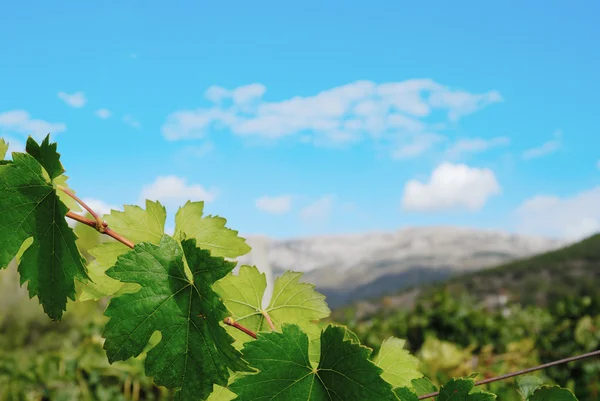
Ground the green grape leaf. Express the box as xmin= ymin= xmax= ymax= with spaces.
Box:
xmin=207 ymin=372 xmax=244 ymax=401
xmin=174 ymin=201 xmax=251 ymax=258
xmin=103 ymin=235 xmax=250 ymax=400
xmin=213 ymin=265 xmax=330 ymax=353
xmin=0 ymin=138 xmax=8 ymax=159
xmin=374 ymin=337 xmax=422 ymax=388
xmin=78 ymin=200 xmax=166 ymax=301
xmin=394 ymin=387 xmax=419 ymax=401
xmin=0 ymin=137 xmax=88 ymax=320
xmin=516 ymin=375 xmax=545 ymax=400
xmin=25 ymin=135 xmax=81 ymax=212
xmin=529 ymin=386 xmax=578 ymax=401
xmin=229 ymin=324 xmax=398 ymax=401
xmin=25 ymin=135 xmax=63 ymax=180
xmin=412 ymin=377 xmax=438 ymax=396
xmin=438 ymin=378 xmax=496 ymax=400
xmin=207 ymin=384 xmax=236 ymax=401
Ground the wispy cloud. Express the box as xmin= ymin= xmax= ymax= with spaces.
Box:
xmin=162 ymin=80 xmax=502 ymax=156
xmin=393 ymin=133 xmax=446 ymax=160
xmin=123 ymin=114 xmax=141 ymax=129
xmin=522 ymin=130 xmax=561 ymax=160
xmin=445 ymin=136 xmax=510 ymax=160
xmin=516 ymin=186 xmax=600 ymax=239
xmin=58 ymin=91 xmax=87 ymax=108
xmin=429 ymin=90 xmax=502 ymax=122
xmin=205 ymin=83 xmax=266 ymax=105
xmin=300 ymin=195 xmax=335 ymax=221
xmin=139 ymin=175 xmax=217 ymax=210
xmin=255 ymin=195 xmax=292 ymax=215
xmin=95 ymin=108 xmax=112 ymax=119
xmin=0 ymin=110 xmax=66 ymax=141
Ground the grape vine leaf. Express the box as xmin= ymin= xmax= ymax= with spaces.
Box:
xmin=213 ymin=265 xmax=330 ymax=355
xmin=207 ymin=372 xmax=243 ymax=401
xmin=102 ymin=235 xmax=251 ymax=401
xmin=393 ymin=387 xmax=419 ymax=401
xmin=438 ymin=378 xmax=496 ymax=401
xmin=229 ymin=324 xmax=398 ymax=401
xmin=411 ymin=377 xmax=438 ymax=396
xmin=25 ymin=135 xmax=63 ymax=180
xmin=373 ymin=337 xmax=422 ymax=388
xmin=78 ymin=200 xmax=166 ymax=301
xmin=516 ymin=375 xmax=544 ymax=399
xmin=0 ymin=138 xmax=7 ymax=159
xmin=173 ymin=201 xmax=251 ymax=258
xmin=0 ymin=138 xmax=88 ymax=320
xmin=25 ymin=136 xmax=81 ymax=212
xmin=80 ymin=200 xmax=251 ymax=300
xmin=529 ymin=386 xmax=578 ymax=401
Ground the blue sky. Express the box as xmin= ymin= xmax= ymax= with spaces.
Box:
xmin=1 ymin=1 xmax=599 ymax=239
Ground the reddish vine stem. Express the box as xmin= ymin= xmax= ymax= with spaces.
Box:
xmin=57 ymin=185 xmax=104 ymax=229
xmin=66 ymin=211 xmax=97 ymax=228
xmin=104 ymin=227 xmax=135 ymax=249
xmin=261 ymin=310 xmax=276 ymax=331
xmin=418 ymin=349 xmax=600 ymax=400
xmin=65 ymin=212 xmax=134 ymax=249
xmin=224 ymin=317 xmax=257 ymax=339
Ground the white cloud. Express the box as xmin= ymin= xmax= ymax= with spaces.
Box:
xmin=255 ymin=195 xmax=292 ymax=214
xmin=162 ymin=109 xmax=236 ymax=140
xmin=522 ymin=130 xmax=561 ymax=160
xmin=139 ymin=175 xmax=217 ymax=209
xmin=402 ymin=163 xmax=501 ymax=212
xmin=123 ymin=114 xmax=141 ymax=129
xmin=0 ymin=110 xmax=66 ymax=141
xmin=516 ymin=187 xmax=600 ymax=240
xmin=205 ymin=83 xmax=266 ymax=105
xmin=95 ymin=108 xmax=112 ymax=119
xmin=428 ymin=90 xmax=502 ymax=121
xmin=300 ymin=195 xmax=334 ymax=221
xmin=58 ymin=91 xmax=87 ymax=108
xmin=445 ymin=136 xmax=510 ymax=160
xmin=162 ymin=80 xmax=502 ymax=153
xmin=393 ymin=133 xmax=446 ymax=160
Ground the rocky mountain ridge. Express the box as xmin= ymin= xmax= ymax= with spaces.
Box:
xmin=238 ymin=226 xmax=568 ymax=308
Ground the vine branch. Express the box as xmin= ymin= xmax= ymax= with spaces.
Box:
xmin=224 ymin=317 xmax=257 ymax=339
xmin=64 ymin=205 xmax=134 ymax=249
xmin=58 ymin=185 xmax=104 ymax=229
xmin=418 ymin=349 xmax=600 ymax=399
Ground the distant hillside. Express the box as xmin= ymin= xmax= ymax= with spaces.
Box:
xmin=333 ymin=233 xmax=600 ymax=319
xmin=240 ymin=226 xmax=565 ymax=308
xmin=444 ymin=232 xmax=600 ymax=307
